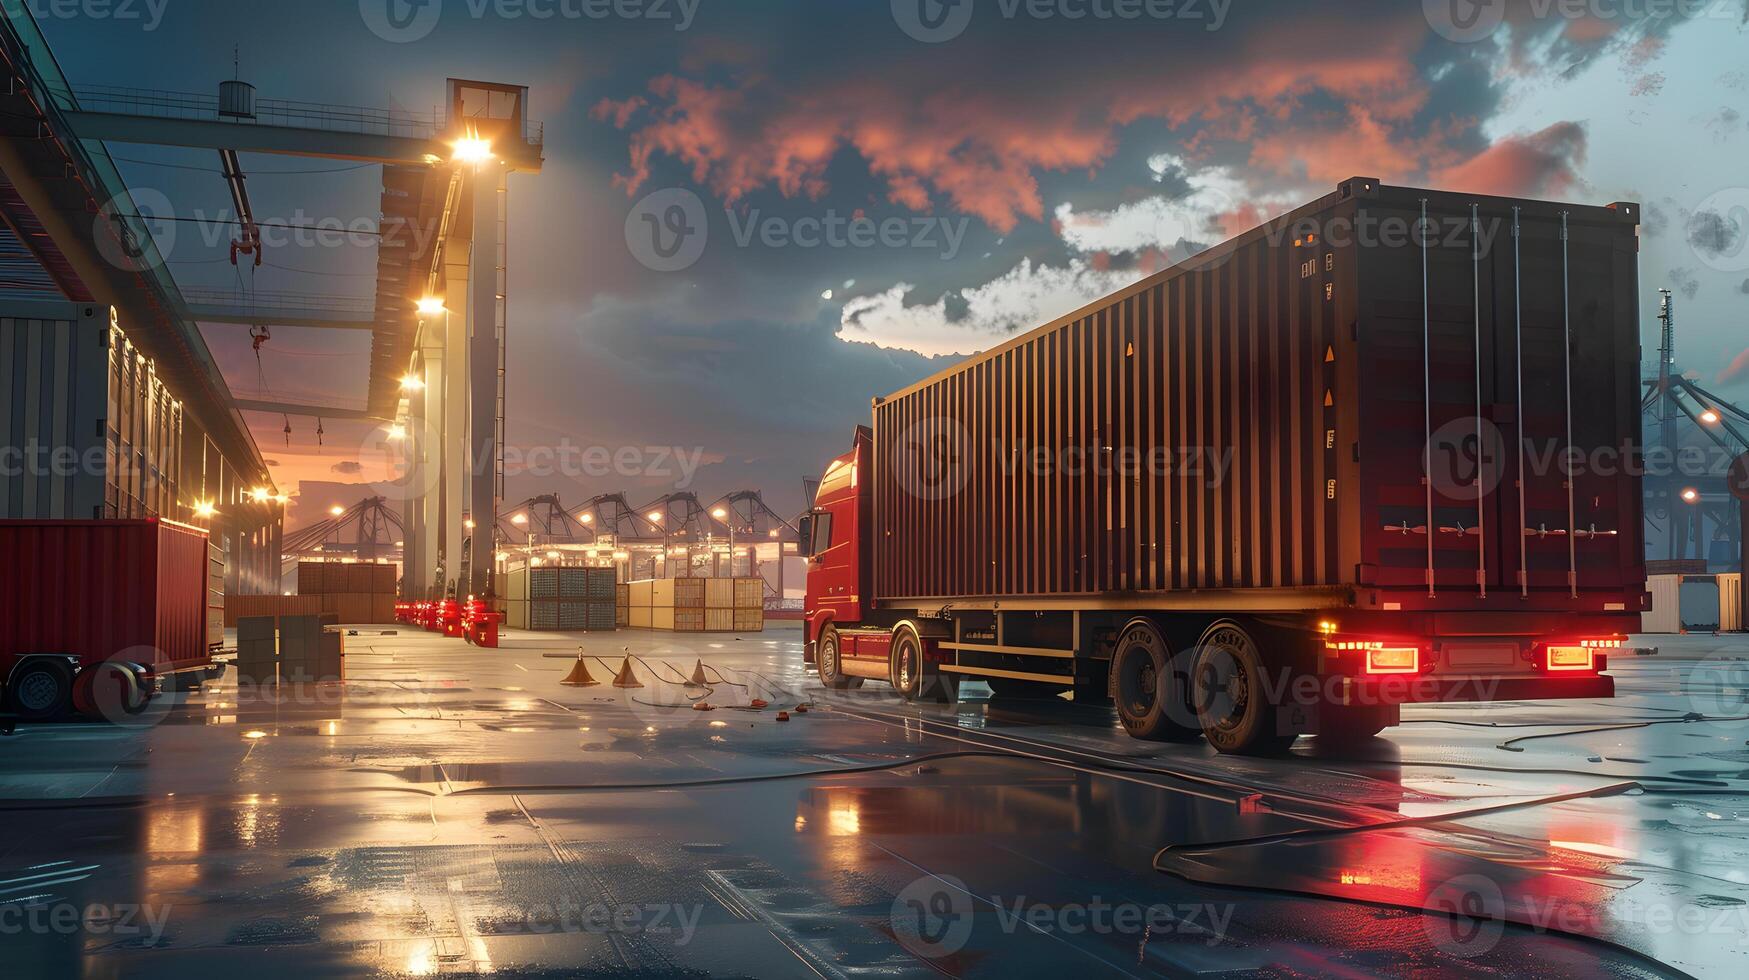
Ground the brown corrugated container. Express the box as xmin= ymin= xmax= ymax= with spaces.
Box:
xmin=733 ymin=576 xmax=764 ymax=608
xmin=615 ymin=605 xmax=629 ymax=627
xmin=705 ymin=577 xmax=735 ymax=608
xmin=674 ymin=577 xmax=705 ymax=608
xmin=297 ymin=561 xmax=327 ymax=595
xmin=705 ymin=607 xmax=735 ymax=631
xmin=673 ymin=608 xmax=705 ymax=632
xmin=225 ymin=594 xmax=321 ymax=628
xmin=733 ymin=608 xmax=764 ymax=632
xmin=872 ymin=180 xmax=1644 ymax=604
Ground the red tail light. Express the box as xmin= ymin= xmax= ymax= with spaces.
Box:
xmin=1539 ymin=636 xmax=1622 ymax=673
xmin=1364 ymin=646 xmax=1421 ymax=675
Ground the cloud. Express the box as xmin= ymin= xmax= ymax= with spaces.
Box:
xmin=1669 ymin=266 xmax=1701 ymax=301
xmin=1428 ymin=121 xmax=1589 ymax=197
xmin=331 ymin=460 xmax=364 ymax=475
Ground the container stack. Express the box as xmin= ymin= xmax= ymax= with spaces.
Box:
xmin=615 ymin=583 xmax=630 ymax=627
xmin=622 ymin=577 xmax=764 ymax=632
xmin=295 ymin=561 xmax=398 ymax=623
xmin=503 ymin=566 xmax=617 ymax=631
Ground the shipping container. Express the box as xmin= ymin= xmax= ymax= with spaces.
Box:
xmin=804 ymin=179 xmax=1644 ymax=754
xmin=225 ymin=594 xmax=321 ymax=627
xmin=734 ymin=608 xmax=765 ymax=633
xmin=734 ymin=576 xmax=765 ymax=608
xmin=675 ymin=577 xmax=705 ymax=608
xmin=0 ymin=302 xmax=183 ymax=520
xmin=630 ymin=605 xmax=653 ymax=629
xmin=1 ymin=518 xmax=213 ymax=716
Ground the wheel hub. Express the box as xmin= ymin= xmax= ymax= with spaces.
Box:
xmin=16 ymin=672 xmax=59 ymax=711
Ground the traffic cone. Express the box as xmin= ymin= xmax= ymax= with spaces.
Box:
xmin=749 ymin=698 xmax=769 ymax=710
xmin=686 ymin=659 xmax=710 ymax=687
xmin=560 ymin=650 xmax=599 ymax=687
xmin=611 ymin=657 xmax=643 ymax=688
xmin=793 ymin=704 xmax=809 ymax=714
xmin=775 ymin=711 xmax=791 ymax=722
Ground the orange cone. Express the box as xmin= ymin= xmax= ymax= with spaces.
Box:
xmin=749 ymin=698 xmax=769 ymax=710
xmin=686 ymin=660 xmax=710 ymax=687
xmin=560 ymin=654 xmax=600 ymax=687
xmin=611 ymin=657 xmax=643 ymax=688
xmin=793 ymin=704 xmax=809 ymax=714
xmin=775 ymin=710 xmax=791 ymax=722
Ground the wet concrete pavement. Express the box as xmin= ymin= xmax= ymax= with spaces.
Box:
xmin=0 ymin=625 xmax=1744 ymax=978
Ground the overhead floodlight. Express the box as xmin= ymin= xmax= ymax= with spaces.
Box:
xmin=451 ymin=136 xmax=494 ymax=164
xmin=400 ymin=374 xmax=425 ymax=391
xmin=416 ymin=296 xmax=447 ymax=316
xmin=1701 ymin=409 xmax=1720 ymax=425
xmin=330 ymin=505 xmax=345 ymax=517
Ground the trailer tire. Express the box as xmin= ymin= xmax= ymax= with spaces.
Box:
xmin=1192 ymin=621 xmax=1297 ymax=756
xmin=891 ymin=626 xmax=957 ymax=703
xmin=1318 ymin=704 xmax=1397 ymax=743
xmin=1110 ymin=621 xmax=1201 ymax=742
xmin=816 ymin=626 xmax=862 ymax=690
xmin=6 ymin=659 xmax=73 ymax=720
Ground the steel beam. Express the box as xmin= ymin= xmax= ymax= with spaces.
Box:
xmin=232 ymin=399 xmax=383 ymax=420
xmin=64 ymin=111 xmax=449 ymax=166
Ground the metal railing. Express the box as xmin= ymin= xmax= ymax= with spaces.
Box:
xmin=65 ymin=84 xmax=544 ymax=146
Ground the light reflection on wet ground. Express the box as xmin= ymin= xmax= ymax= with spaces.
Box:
xmin=0 ymin=624 xmax=1741 ymax=977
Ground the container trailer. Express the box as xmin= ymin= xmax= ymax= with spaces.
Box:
xmin=0 ymin=517 xmax=218 ymax=719
xmin=802 ymin=178 xmax=1645 ymax=754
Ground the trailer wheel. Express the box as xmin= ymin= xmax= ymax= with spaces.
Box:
xmin=1110 ymin=621 xmax=1200 ymax=741
xmin=1192 ymin=622 xmax=1296 ymax=755
xmin=1319 ymin=704 xmax=1397 ymax=743
xmin=5 ymin=660 xmax=73 ymax=720
xmin=891 ymin=626 xmax=957 ymax=703
xmin=816 ymin=626 xmax=863 ymax=690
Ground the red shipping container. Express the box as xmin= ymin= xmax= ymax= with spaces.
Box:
xmin=0 ymin=518 xmax=214 ymax=678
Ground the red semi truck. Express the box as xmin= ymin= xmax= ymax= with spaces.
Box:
xmin=0 ymin=518 xmax=218 ymax=719
xmin=802 ymin=178 xmax=1645 ymax=754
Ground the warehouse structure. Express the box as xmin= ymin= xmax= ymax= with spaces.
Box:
xmin=0 ymin=9 xmax=282 ymax=593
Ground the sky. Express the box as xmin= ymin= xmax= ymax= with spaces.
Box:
xmin=35 ymin=0 xmax=1749 ymax=530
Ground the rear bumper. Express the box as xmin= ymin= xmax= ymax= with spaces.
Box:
xmin=1335 ymin=672 xmax=1615 ymax=706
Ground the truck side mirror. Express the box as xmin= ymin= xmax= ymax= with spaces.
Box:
xmin=797 ymin=513 xmax=814 ymax=558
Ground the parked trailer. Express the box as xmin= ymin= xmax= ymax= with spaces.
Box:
xmin=0 ymin=518 xmax=217 ymax=719
xmin=802 ymin=178 xmax=1645 ymax=754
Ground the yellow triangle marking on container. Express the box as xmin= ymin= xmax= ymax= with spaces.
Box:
xmin=1323 ymin=389 xmax=1334 ymax=407
xmin=1324 ymin=346 xmax=1335 ymax=363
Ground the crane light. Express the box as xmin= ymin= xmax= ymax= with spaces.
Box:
xmin=1701 ymin=409 xmax=1720 ymax=424
xmin=399 ymin=374 xmax=425 ymax=391
xmin=511 ymin=513 xmax=528 ymax=525
xmin=712 ymin=507 xmax=727 ymax=519
xmin=579 ymin=512 xmax=594 ymax=524
xmin=1681 ymin=487 xmax=1699 ymax=503
xmin=387 ymin=424 xmax=406 ymax=440
xmin=416 ymin=297 xmax=446 ymax=316
xmin=193 ymin=500 xmax=217 ymax=519
xmin=330 ymin=505 xmax=345 ymax=517
xmin=452 ymin=136 xmax=494 ymax=164
xmin=250 ymin=488 xmax=270 ymax=503
xmin=648 ymin=511 xmax=663 ymax=522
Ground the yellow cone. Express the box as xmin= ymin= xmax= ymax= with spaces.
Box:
xmin=611 ymin=657 xmax=643 ymax=688
xmin=560 ymin=654 xmax=599 ymax=687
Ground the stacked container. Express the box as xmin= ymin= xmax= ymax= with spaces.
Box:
xmin=295 ymin=561 xmax=398 ymax=623
xmin=503 ymin=566 xmax=616 ymax=631
xmin=621 ymin=577 xmax=764 ymax=632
